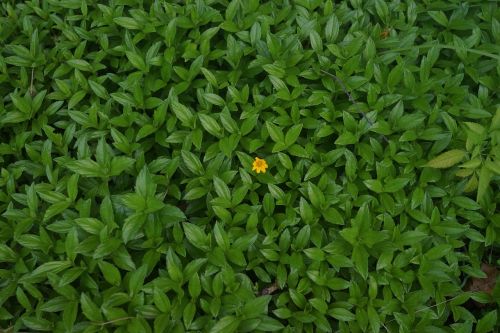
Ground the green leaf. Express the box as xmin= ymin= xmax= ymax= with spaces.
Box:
xmin=266 ymin=121 xmax=285 ymax=143
xmin=63 ymin=302 xmax=78 ymax=331
xmin=111 ymin=92 xmax=136 ymax=107
xmin=68 ymin=90 xmax=86 ymax=108
xmin=16 ymin=287 xmax=31 ymax=310
xmin=154 ymin=287 xmax=171 ymax=313
xmin=352 ymin=245 xmax=369 ymax=279
xmin=166 ymin=249 xmax=183 ymax=282
xmin=213 ymin=176 xmax=231 ymax=201
xmin=383 ymin=178 xmax=409 ymax=193
xmin=428 ymin=11 xmax=448 ymax=27
xmin=98 ymin=261 xmax=121 ymax=286
xmin=277 ymin=152 xmax=293 ymax=170
xmin=125 ymin=51 xmax=147 ymax=72
xmin=201 ymin=67 xmax=218 ymax=86
xmin=294 ymin=225 xmax=310 ymax=249
xmin=256 ymin=316 xmax=285 ymax=331
xmin=181 ymin=150 xmax=204 ymax=176
xmin=209 ymin=316 xmax=240 ymax=333
xmin=288 ymin=144 xmax=310 ymax=158
xmin=183 ymin=301 xmax=196 ymax=329
xmin=213 ymin=222 xmax=230 ymax=250
xmin=40 ymin=296 xmax=69 ymax=312
xmin=268 ymin=183 xmax=285 ymax=202
xmin=122 ymin=213 xmax=146 ymax=243
xmin=184 ymin=187 xmax=209 ymax=200
xmin=0 ymin=244 xmax=17 ymax=262
xmin=309 ymin=30 xmax=323 ymax=52
xmin=66 ymin=59 xmax=93 ymax=72
xmin=199 ymin=113 xmax=223 ymax=137
xmin=88 ymin=80 xmax=108 ymax=99
xmin=364 ymin=179 xmax=383 ymax=193
xmin=162 ymin=204 xmax=186 ymax=224
xmin=242 ymin=296 xmax=271 ymax=319
xmin=477 ymin=166 xmax=492 ymax=203
xmin=171 ymin=101 xmax=194 ymax=127
xmin=335 ymin=132 xmax=358 ymax=145
xmin=476 ymin=310 xmax=497 ymax=333
xmin=136 ymin=166 xmax=156 ymax=197
xmin=43 ymin=201 xmax=71 ymax=221
xmin=374 ymin=0 xmax=389 ymax=22
xmin=128 ymin=264 xmax=148 ymax=295
xmin=299 ymin=197 xmax=314 ymax=223
xmin=75 ymin=217 xmax=105 ymax=235
xmin=183 ymin=222 xmax=209 ymax=251
xmin=113 ymin=17 xmax=141 ymax=29
xmin=21 ymin=317 xmax=53 ymax=331
xmin=65 ymin=159 xmax=104 ymax=177
xmin=80 ymin=292 xmax=103 ymax=321
xmin=110 ymin=156 xmax=135 ymax=176
xmin=285 ymin=124 xmax=302 ymax=146
xmin=328 ymin=308 xmax=356 ymax=321
xmin=5 ymin=56 xmax=33 ymax=67
xmin=425 ymin=244 xmax=452 ymax=260
xmin=204 ymin=93 xmax=225 ymax=106
xmin=10 ymin=93 xmax=31 ymax=114
xmin=93 ymin=239 xmax=122 ymax=260
xmin=188 ymin=272 xmax=201 ymax=298
xmin=307 ymin=182 xmax=325 ymax=209
xmin=322 ymin=207 xmax=344 ymax=225
xmin=451 ymin=196 xmax=481 ymax=210
xmin=387 ymin=64 xmax=403 ymax=89
xmin=263 ymin=64 xmax=285 ymax=78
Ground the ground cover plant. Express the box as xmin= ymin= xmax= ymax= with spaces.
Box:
xmin=0 ymin=0 xmax=499 ymax=332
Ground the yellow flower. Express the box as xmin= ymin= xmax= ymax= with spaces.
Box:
xmin=252 ymin=157 xmax=268 ymax=174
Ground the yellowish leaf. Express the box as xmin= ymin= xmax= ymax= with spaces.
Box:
xmin=455 ymin=169 xmax=474 ymax=178
xmin=426 ymin=149 xmax=466 ymax=168
xmin=464 ymin=174 xmax=478 ymax=192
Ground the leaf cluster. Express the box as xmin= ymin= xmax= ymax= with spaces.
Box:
xmin=0 ymin=1 xmax=499 ymax=333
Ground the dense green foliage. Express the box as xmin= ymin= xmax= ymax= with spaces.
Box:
xmin=1 ymin=0 xmax=500 ymax=332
